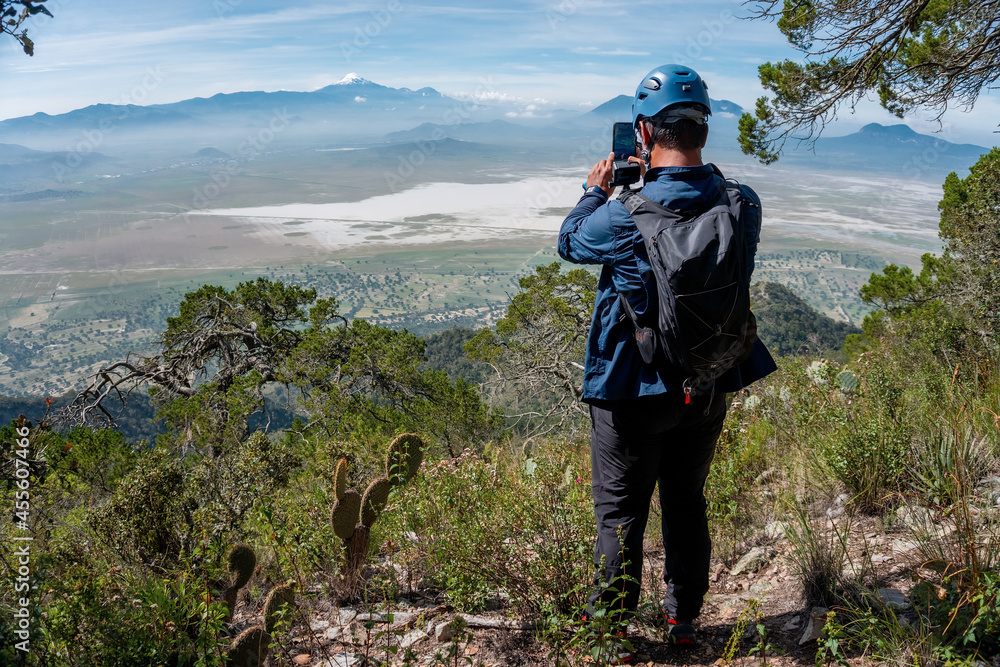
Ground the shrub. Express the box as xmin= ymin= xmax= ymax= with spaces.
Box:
xmin=823 ymin=365 xmax=910 ymax=513
xmin=404 ymin=442 xmax=594 ymax=616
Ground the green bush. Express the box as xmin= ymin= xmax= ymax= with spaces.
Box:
xmin=823 ymin=365 xmax=910 ymax=513
xmin=403 ymin=442 xmax=594 ymax=616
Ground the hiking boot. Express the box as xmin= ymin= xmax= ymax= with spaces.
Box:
xmin=665 ymin=617 xmax=698 ymax=647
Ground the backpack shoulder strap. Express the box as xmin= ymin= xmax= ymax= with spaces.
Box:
xmin=617 ymin=188 xmax=652 ymax=217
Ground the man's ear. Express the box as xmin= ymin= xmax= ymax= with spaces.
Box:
xmin=638 ymin=120 xmax=653 ymax=148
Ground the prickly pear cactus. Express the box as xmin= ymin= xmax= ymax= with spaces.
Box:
xmin=228 ymin=544 xmax=256 ymax=590
xmin=346 ymin=524 xmax=371 ymax=579
xmin=228 ymin=626 xmax=271 ymax=667
xmin=386 ymin=433 xmax=424 ymax=486
xmin=332 ymin=489 xmax=362 ymax=540
xmin=361 ymin=477 xmax=392 ymax=527
xmin=332 ymin=434 xmax=424 ymax=599
xmin=334 ymin=457 xmax=348 ymax=501
xmin=263 ymin=584 xmax=296 ymax=634
xmin=838 ymin=370 xmax=859 ymax=393
xmin=223 ymin=544 xmax=256 ymax=620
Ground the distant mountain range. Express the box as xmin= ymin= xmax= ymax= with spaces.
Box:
xmin=797 ymin=122 xmax=989 ymax=175
xmin=0 ymin=75 xmax=991 ymax=182
xmin=0 ymin=73 xmax=466 ymax=151
xmin=0 ymin=142 xmax=107 ymax=187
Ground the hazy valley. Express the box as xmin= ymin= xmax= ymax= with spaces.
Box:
xmin=0 ymin=76 xmax=990 ymax=397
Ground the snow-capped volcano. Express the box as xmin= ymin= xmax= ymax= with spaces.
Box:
xmin=334 ymin=73 xmax=374 ymax=86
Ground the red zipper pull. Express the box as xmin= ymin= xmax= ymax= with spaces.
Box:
xmin=684 ymin=386 xmax=692 ymax=405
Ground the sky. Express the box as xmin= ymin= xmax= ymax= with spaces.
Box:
xmin=2 ymin=0 xmax=998 ymax=146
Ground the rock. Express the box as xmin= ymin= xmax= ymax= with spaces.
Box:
xmin=878 ymin=587 xmax=911 ymax=611
xmin=763 ymin=522 xmax=786 ymax=541
xmin=386 ymin=611 xmax=416 ymax=624
xmin=316 ymin=656 xmax=361 ymax=667
xmin=870 ymin=554 xmax=893 ymax=565
xmin=981 ymin=476 xmax=1000 ymax=489
xmin=435 ymin=619 xmax=460 ymax=643
xmin=826 ymin=494 xmax=849 ymax=519
xmin=730 ymin=547 xmax=773 ymax=577
xmin=309 ymin=620 xmax=330 ymax=632
xmin=746 ymin=580 xmax=773 ymax=599
xmin=892 ymin=539 xmax=921 ymax=554
xmin=710 ymin=562 xmax=726 ymax=582
xmin=355 ymin=612 xmax=387 ymax=623
xmin=799 ymin=607 xmax=829 ymax=645
xmin=755 ymin=468 xmax=776 ymax=485
xmin=400 ymin=629 xmax=429 ymax=648
xmin=293 ymin=655 xmax=311 ymax=666
xmin=897 ymin=504 xmax=935 ymax=534
xmin=781 ymin=615 xmax=801 ymax=632
xmin=709 ymin=594 xmax=742 ymax=620
xmin=338 ymin=609 xmax=357 ymax=625
xmin=324 ymin=626 xmax=343 ymax=641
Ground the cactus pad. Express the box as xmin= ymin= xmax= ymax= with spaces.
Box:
xmin=386 ymin=433 xmax=424 ymax=486
xmin=223 ymin=585 xmax=239 ymax=621
xmin=332 ymin=489 xmax=362 ymax=540
xmin=228 ymin=626 xmax=271 ymax=667
xmin=263 ymin=584 xmax=296 ymax=634
xmin=334 ymin=457 xmax=348 ymax=501
xmin=346 ymin=523 xmax=371 ymax=574
xmin=228 ymin=544 xmax=256 ymax=590
xmin=361 ymin=476 xmax=392 ymax=527
xmin=838 ymin=370 xmax=859 ymax=393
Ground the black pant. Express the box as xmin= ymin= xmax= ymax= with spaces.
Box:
xmin=587 ymin=392 xmax=726 ymax=623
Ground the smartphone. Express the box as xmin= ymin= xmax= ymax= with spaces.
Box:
xmin=613 ymin=122 xmax=636 ymax=160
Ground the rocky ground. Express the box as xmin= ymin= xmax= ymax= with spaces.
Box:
xmin=229 ymin=490 xmax=1000 ymax=666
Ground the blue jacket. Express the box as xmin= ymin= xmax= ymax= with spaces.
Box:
xmin=558 ymin=164 xmax=777 ymax=404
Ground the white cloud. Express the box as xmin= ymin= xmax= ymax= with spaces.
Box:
xmin=571 ymin=47 xmax=651 ymax=57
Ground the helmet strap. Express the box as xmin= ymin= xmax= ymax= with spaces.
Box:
xmin=637 ymin=120 xmax=652 ymax=168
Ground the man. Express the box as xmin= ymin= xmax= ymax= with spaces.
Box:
xmin=558 ymin=64 xmax=776 ymax=649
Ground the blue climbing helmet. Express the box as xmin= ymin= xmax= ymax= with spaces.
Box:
xmin=632 ymin=64 xmax=712 ymax=129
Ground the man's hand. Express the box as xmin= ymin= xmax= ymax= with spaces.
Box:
xmin=586 ymin=152 xmax=615 ymax=196
xmin=627 ymin=155 xmax=646 ymax=179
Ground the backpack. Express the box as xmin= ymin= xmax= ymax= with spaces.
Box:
xmin=617 ymin=166 xmax=758 ymax=403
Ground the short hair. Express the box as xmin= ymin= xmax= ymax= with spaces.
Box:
xmin=644 ymin=114 xmax=708 ymax=151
